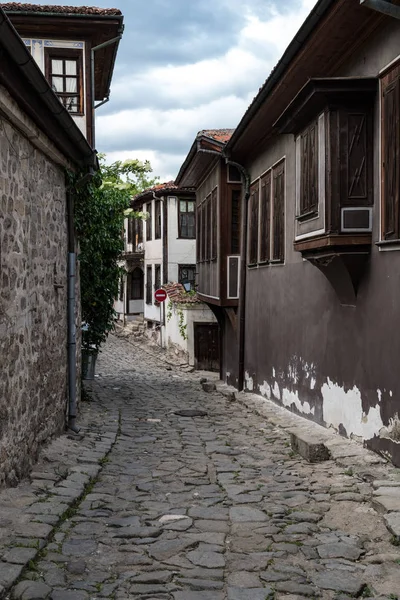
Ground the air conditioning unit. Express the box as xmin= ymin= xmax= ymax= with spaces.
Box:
xmin=341 ymin=207 xmax=372 ymax=233
xmin=227 ymin=255 xmax=240 ymax=299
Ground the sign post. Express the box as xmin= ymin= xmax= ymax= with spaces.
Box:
xmin=154 ymin=288 xmax=167 ymax=348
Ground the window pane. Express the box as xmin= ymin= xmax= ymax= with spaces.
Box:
xmin=65 ymin=60 xmax=77 ymax=75
xmin=65 ymin=97 xmax=78 ymax=112
xmin=51 ymin=59 xmax=63 ymax=74
xmin=52 ymin=77 xmax=64 ymax=92
xmin=65 ymin=77 xmax=77 ymax=93
xmin=180 ymin=201 xmax=187 ymax=213
xmin=187 ymin=201 xmax=195 ymax=213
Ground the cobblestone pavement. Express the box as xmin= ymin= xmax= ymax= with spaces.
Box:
xmin=6 ymin=335 xmax=400 ymax=599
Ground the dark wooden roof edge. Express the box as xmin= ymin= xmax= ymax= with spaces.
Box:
xmin=275 ymin=76 xmax=378 ymax=133
xmin=175 ymin=132 xmax=226 ymax=187
xmin=0 ymin=7 xmax=97 ymax=169
xmin=225 ymin=0 xmax=337 ymax=154
xmin=131 ymin=186 xmax=196 ymax=205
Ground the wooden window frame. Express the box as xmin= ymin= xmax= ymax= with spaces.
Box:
xmin=381 ymin=63 xmax=400 ymax=241
xmin=44 ymin=47 xmax=84 ymax=116
xmin=250 ymin=160 xmax=285 ymax=267
xmin=178 ymin=199 xmax=196 ymax=239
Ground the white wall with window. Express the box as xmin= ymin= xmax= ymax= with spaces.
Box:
xmin=23 ymin=37 xmax=87 ymax=137
xmin=167 ymin=196 xmax=196 ymax=284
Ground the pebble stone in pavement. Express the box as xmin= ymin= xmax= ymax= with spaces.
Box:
xmin=7 ymin=334 xmax=400 ymax=599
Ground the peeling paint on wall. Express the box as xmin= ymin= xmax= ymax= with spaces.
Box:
xmin=321 ymin=378 xmax=384 ymax=439
xmin=282 ymin=387 xmax=315 ymax=415
xmin=259 ymin=380 xmax=272 ymax=400
xmin=379 ymin=413 xmax=400 ymax=442
xmin=244 ymin=371 xmax=254 ymax=391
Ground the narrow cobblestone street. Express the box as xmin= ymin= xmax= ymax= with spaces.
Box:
xmin=6 ymin=335 xmax=400 ymax=600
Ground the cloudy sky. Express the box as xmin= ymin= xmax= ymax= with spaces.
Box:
xmin=37 ymin=0 xmax=316 ymax=180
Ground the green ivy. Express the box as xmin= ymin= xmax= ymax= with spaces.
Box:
xmin=69 ymin=156 xmax=158 ymax=351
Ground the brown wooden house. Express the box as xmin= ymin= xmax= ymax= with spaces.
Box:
xmin=176 ymin=129 xmax=242 ymax=383
xmin=176 ymin=0 xmax=400 ymax=465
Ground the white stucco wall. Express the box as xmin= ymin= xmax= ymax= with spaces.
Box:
xmin=167 ymin=196 xmax=196 ymax=280
xmin=23 ymin=37 xmax=87 ymax=137
xmin=163 ymin=303 xmax=217 ymax=366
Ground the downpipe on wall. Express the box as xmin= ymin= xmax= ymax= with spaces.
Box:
xmin=197 ymin=148 xmax=250 ymax=391
xmin=224 ymin=159 xmax=250 ymax=392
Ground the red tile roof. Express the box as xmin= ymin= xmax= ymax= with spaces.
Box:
xmin=0 ymin=3 xmax=122 ymax=15
xmin=133 ymin=181 xmax=195 ymax=201
xmin=162 ymin=282 xmax=202 ymax=305
xmin=200 ymin=129 xmax=235 ymax=143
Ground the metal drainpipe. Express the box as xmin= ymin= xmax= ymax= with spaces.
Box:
xmin=224 ymin=159 xmax=250 ymax=392
xmin=360 ymin=0 xmax=400 ymax=19
xmin=197 ymin=149 xmax=250 ymax=391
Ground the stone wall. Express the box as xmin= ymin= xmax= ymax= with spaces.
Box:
xmin=0 ymin=95 xmax=70 ymax=486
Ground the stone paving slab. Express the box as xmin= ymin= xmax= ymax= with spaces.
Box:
xmin=1 ymin=334 xmax=400 ymax=598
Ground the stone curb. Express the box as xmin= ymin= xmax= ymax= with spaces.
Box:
xmin=0 ymin=410 xmax=119 ymax=598
xmin=212 ymin=381 xmax=400 ymax=540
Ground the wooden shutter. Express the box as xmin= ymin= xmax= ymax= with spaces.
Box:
xmin=300 ymin=121 xmax=318 ymax=216
xmin=259 ymin=171 xmax=271 ymax=262
xmin=211 ymin=188 xmax=217 ymax=260
xmin=272 ymin=161 xmax=285 ymax=262
xmin=382 ymin=67 xmax=400 ymax=240
xmin=231 ymin=189 xmax=241 ymax=254
xmin=248 ymin=183 xmax=259 ymax=265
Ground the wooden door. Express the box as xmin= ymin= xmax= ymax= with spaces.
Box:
xmin=194 ymin=323 xmax=220 ymax=371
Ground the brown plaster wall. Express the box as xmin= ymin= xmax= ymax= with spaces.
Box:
xmin=0 ymin=107 xmax=69 ymax=486
xmin=238 ymin=17 xmax=400 ymax=458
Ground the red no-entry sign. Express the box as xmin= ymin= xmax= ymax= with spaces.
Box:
xmin=154 ymin=288 xmax=167 ymax=303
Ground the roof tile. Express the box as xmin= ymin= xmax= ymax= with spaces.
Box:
xmin=0 ymin=2 xmax=122 ymax=16
xmin=200 ymin=128 xmax=235 ymax=143
xmin=162 ymin=282 xmax=202 ymax=305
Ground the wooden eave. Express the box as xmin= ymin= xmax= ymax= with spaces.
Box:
xmin=0 ymin=9 xmax=96 ymax=168
xmin=275 ymin=77 xmax=377 ymax=134
xmin=227 ymin=0 xmax=385 ymax=163
xmin=176 ymin=136 xmax=224 ymax=189
xmin=5 ymin=13 xmax=123 ymax=100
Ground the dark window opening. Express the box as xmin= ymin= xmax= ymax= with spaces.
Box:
xmin=129 ymin=268 xmax=144 ymax=301
xmin=228 ymin=164 xmax=241 ymax=182
xmin=155 ymin=200 xmax=161 ymax=239
xmin=179 ymin=264 xmax=196 ymax=291
xmin=154 ymin=264 xmax=161 ymax=292
xmin=146 ymin=202 xmax=153 ymax=241
xmin=178 ymin=199 xmax=196 ymax=238
xmin=146 ymin=265 xmax=152 ymax=304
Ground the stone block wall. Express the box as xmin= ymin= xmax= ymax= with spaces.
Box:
xmin=0 ymin=103 xmax=69 ymax=486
